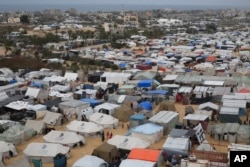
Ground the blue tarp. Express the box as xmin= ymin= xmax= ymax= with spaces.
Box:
xmin=146 ymin=90 xmax=168 ymax=95
xmin=130 ymin=114 xmax=146 ymax=120
xmin=9 ymin=79 xmax=17 ymax=84
xmin=119 ymin=62 xmax=127 ymax=69
xmin=82 ymin=84 xmax=94 ymax=90
xmin=166 ymin=52 xmax=175 ymax=57
xmin=138 ymin=80 xmax=153 ymax=88
xmin=30 ymin=82 xmax=43 ymax=88
xmin=138 ymin=101 xmax=153 ymax=110
xmin=80 ymin=98 xmax=102 ymax=107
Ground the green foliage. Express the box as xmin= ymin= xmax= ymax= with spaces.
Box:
xmin=111 ymin=64 xmax=119 ymax=70
xmin=103 ymin=62 xmax=111 ymax=68
xmin=20 ymin=15 xmax=30 ymax=24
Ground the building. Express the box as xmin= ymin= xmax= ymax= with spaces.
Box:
xmin=7 ymin=17 xmax=20 ymax=24
xmin=124 ymin=14 xmax=139 ymax=28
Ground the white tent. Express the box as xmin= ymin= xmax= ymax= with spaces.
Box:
xmin=72 ymin=155 xmax=108 ymax=167
xmin=23 ymin=142 xmax=70 ymax=163
xmin=66 ymin=120 xmax=103 ymax=137
xmin=25 ymin=120 xmax=45 ymax=134
xmin=130 ymin=123 xmax=163 ymax=144
xmin=64 ymin=72 xmax=78 ymax=81
xmin=42 ymin=111 xmax=63 ymax=126
xmin=0 ymin=92 xmax=9 ymax=101
xmin=25 ymin=87 xmax=49 ymax=100
xmin=100 ymin=72 xmax=131 ymax=83
xmin=59 ymin=100 xmax=90 ymax=117
xmin=0 ymin=141 xmax=17 ymax=157
xmin=89 ymin=113 xmax=119 ymax=129
xmin=43 ymin=130 xmax=85 ymax=147
xmin=94 ymin=103 xmax=120 ymax=116
xmin=119 ymin=159 xmax=156 ymax=167
xmin=107 ymin=135 xmax=150 ymax=150
xmin=6 ymin=156 xmax=31 ymax=167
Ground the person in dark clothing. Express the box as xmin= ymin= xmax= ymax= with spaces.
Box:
xmin=101 ymin=131 xmax=105 ymax=142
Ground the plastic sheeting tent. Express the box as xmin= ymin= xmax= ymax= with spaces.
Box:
xmin=0 ymin=124 xmax=34 ymax=145
xmin=72 ymin=155 xmax=107 ymax=167
xmin=237 ymin=125 xmax=250 ymax=143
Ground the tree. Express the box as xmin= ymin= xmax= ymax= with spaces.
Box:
xmin=20 ymin=15 xmax=30 ymax=24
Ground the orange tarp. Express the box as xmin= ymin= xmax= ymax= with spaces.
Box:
xmin=205 ymin=55 xmax=217 ymax=62
xmin=128 ymin=148 xmax=161 ymax=162
xmin=238 ymin=88 xmax=250 ymax=93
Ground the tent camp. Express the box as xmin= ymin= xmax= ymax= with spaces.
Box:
xmin=126 ymin=148 xmax=162 ymax=167
xmin=149 ymin=111 xmax=179 ymax=135
xmin=107 ymin=135 xmax=150 ymax=150
xmin=0 ymin=124 xmax=34 ymax=145
xmin=66 ymin=120 xmax=104 ymax=137
xmin=162 ymin=136 xmax=191 ymax=159
xmin=59 ymin=100 xmax=90 ymax=117
xmin=42 ymin=111 xmax=63 ymax=126
xmin=23 ymin=142 xmax=70 ymax=163
xmin=0 ymin=141 xmax=18 ymax=158
xmin=130 ymin=123 xmax=163 ymax=144
xmin=119 ymin=159 xmax=156 ymax=167
xmin=25 ymin=120 xmax=46 ymax=134
xmin=43 ymin=130 xmax=85 ymax=147
xmin=92 ymin=142 xmax=119 ymax=163
xmin=72 ymin=155 xmax=108 ymax=167
xmin=94 ymin=103 xmax=120 ymax=116
xmin=89 ymin=113 xmax=119 ymax=128
xmin=113 ymin=105 xmax=135 ymax=122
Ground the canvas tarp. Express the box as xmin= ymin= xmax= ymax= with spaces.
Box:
xmin=25 ymin=120 xmax=45 ymax=134
xmin=42 ymin=111 xmax=63 ymax=126
xmin=59 ymin=100 xmax=90 ymax=116
xmin=107 ymin=135 xmax=150 ymax=150
xmin=236 ymin=125 xmax=250 ymax=143
xmin=0 ymin=141 xmax=17 ymax=157
xmin=92 ymin=142 xmax=119 ymax=163
xmin=66 ymin=120 xmax=103 ymax=136
xmin=89 ymin=113 xmax=119 ymax=129
xmin=23 ymin=142 xmax=70 ymax=163
xmin=6 ymin=156 xmax=31 ymax=167
xmin=0 ymin=124 xmax=34 ymax=145
xmin=119 ymin=159 xmax=156 ymax=167
xmin=156 ymin=100 xmax=176 ymax=112
xmin=113 ymin=105 xmax=135 ymax=122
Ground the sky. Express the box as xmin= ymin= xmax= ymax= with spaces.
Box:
xmin=1 ymin=0 xmax=250 ymax=6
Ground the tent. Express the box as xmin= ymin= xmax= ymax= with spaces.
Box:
xmin=42 ymin=111 xmax=63 ymax=126
xmin=196 ymin=140 xmax=215 ymax=152
xmin=127 ymin=148 xmax=162 ymax=167
xmin=72 ymin=155 xmax=108 ymax=167
xmin=107 ymin=135 xmax=150 ymax=150
xmin=219 ymin=107 xmax=239 ymax=123
xmin=6 ymin=156 xmax=31 ymax=167
xmin=23 ymin=142 xmax=70 ymax=163
xmin=212 ymin=124 xmax=225 ymax=140
xmin=43 ymin=130 xmax=85 ymax=147
xmin=119 ymin=159 xmax=156 ymax=167
xmin=162 ymin=136 xmax=191 ymax=160
xmin=0 ymin=124 xmax=34 ymax=145
xmin=94 ymin=103 xmax=120 ymax=116
xmin=92 ymin=142 xmax=119 ymax=163
xmin=149 ymin=111 xmax=179 ymax=135
xmin=66 ymin=120 xmax=104 ymax=137
xmin=156 ymin=100 xmax=176 ymax=112
xmin=228 ymin=123 xmax=240 ymax=143
xmin=129 ymin=114 xmax=147 ymax=129
xmin=138 ymin=101 xmax=152 ymax=111
xmin=59 ymin=100 xmax=90 ymax=117
xmin=184 ymin=106 xmax=194 ymax=115
xmin=25 ymin=87 xmax=49 ymax=100
xmin=0 ymin=141 xmax=17 ymax=157
xmin=236 ymin=125 xmax=250 ymax=143
xmin=80 ymin=98 xmax=103 ymax=107
xmin=89 ymin=113 xmax=119 ymax=129
xmin=137 ymin=80 xmax=153 ymax=88
xmin=130 ymin=123 xmax=163 ymax=144
xmin=25 ymin=120 xmax=46 ymax=134
xmin=113 ymin=105 xmax=135 ymax=122
xmin=183 ymin=114 xmax=209 ymax=130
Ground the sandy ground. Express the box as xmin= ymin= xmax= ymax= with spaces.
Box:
xmin=0 ymin=46 xmax=5 ymax=56
xmin=3 ymin=103 xmax=230 ymax=167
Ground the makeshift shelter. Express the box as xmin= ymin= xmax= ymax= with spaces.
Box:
xmin=228 ymin=123 xmax=240 ymax=143
xmin=94 ymin=103 xmax=120 ymax=116
xmin=185 ymin=106 xmax=194 ymax=115
xmin=0 ymin=141 xmax=17 ymax=158
xmin=100 ymin=72 xmax=131 ymax=83
xmin=23 ymin=142 xmax=70 ymax=163
xmin=89 ymin=113 xmax=119 ymax=128
xmin=219 ymin=107 xmax=239 ymax=123
xmin=129 ymin=114 xmax=147 ymax=129
xmin=127 ymin=148 xmax=162 ymax=167
xmin=138 ymin=101 xmax=152 ymax=111
xmin=236 ymin=125 xmax=250 ymax=143
xmin=107 ymin=135 xmax=150 ymax=151
xmin=72 ymin=155 xmax=108 ymax=167
xmin=88 ymin=71 xmax=104 ymax=83
xmin=162 ymin=136 xmax=191 ymax=160
xmin=6 ymin=156 xmax=31 ymax=167
xmin=59 ymin=100 xmax=90 ymax=117
xmin=43 ymin=130 xmax=85 ymax=147
xmin=92 ymin=142 xmax=119 ymax=163
xmin=196 ymin=140 xmax=215 ymax=152
xmin=80 ymin=98 xmax=102 ymax=107
xmin=42 ymin=111 xmax=63 ymax=126
xmin=149 ymin=111 xmax=179 ymax=135
xmin=119 ymin=159 xmax=156 ymax=167
xmin=212 ymin=124 xmax=225 ymax=141
xmin=25 ymin=120 xmax=46 ymax=134
xmin=183 ymin=114 xmax=209 ymax=130
xmin=0 ymin=124 xmax=34 ymax=145
xmin=130 ymin=123 xmax=163 ymax=144
xmin=25 ymin=87 xmax=49 ymax=100
xmin=66 ymin=120 xmax=104 ymax=137
xmin=199 ymin=102 xmax=219 ymax=111
xmin=113 ymin=105 xmax=135 ymax=122
xmin=117 ymin=85 xmax=136 ymax=95
xmin=157 ymin=100 xmax=176 ymax=112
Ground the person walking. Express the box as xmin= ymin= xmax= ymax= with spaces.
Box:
xmin=109 ymin=132 xmax=113 ymax=139
xmin=101 ymin=131 xmax=105 ymax=142
xmin=106 ymin=131 xmax=109 ymax=139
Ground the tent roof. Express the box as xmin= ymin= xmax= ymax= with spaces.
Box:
xmin=199 ymin=102 xmax=219 ymax=110
xmin=183 ymin=114 xmax=209 ymax=121
xmin=131 ymin=123 xmax=163 ymax=135
xmin=119 ymin=159 xmax=156 ymax=167
xmin=25 ymin=120 xmax=45 ymax=134
xmin=113 ymin=105 xmax=135 ymax=122
xmin=168 ymin=129 xmax=195 ymax=138
xmin=66 ymin=120 xmax=103 ymax=134
xmin=59 ymin=100 xmax=89 ymax=108
xmin=72 ymin=155 xmax=107 ymax=167
xmin=128 ymin=148 xmax=161 ymax=162
xmin=149 ymin=111 xmax=179 ymax=124
xmin=162 ymin=136 xmax=190 ymax=151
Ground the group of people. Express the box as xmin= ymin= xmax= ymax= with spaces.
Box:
xmin=101 ymin=131 xmax=113 ymax=142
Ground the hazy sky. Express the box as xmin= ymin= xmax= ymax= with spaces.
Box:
xmin=2 ymin=0 xmax=250 ymax=6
